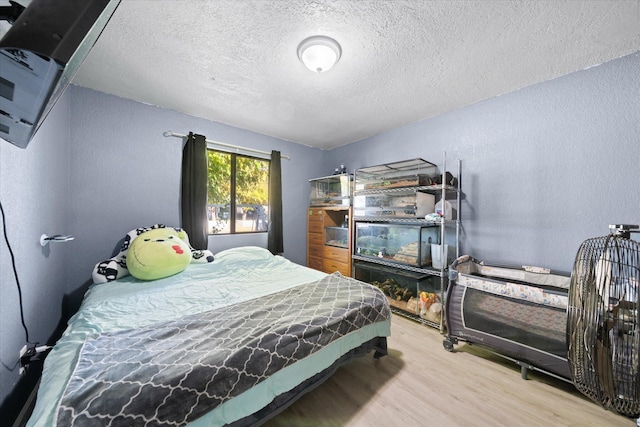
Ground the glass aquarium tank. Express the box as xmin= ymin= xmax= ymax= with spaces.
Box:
xmin=353 ymin=191 xmax=435 ymax=218
xmin=309 ymin=174 xmax=352 ymax=206
xmin=354 ymin=261 xmax=443 ymax=321
xmin=324 ymin=226 xmax=349 ymax=248
xmin=354 ymin=158 xmax=439 ymax=191
xmin=354 ymin=222 xmax=439 ymax=267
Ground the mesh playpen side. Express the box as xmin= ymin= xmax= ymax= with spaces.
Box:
xmin=444 ymin=255 xmax=572 ymax=380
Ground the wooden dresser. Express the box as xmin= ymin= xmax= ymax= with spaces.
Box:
xmin=307 ymin=206 xmax=352 ymax=276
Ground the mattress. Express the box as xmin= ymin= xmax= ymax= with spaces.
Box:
xmin=27 ymin=246 xmax=391 ymax=426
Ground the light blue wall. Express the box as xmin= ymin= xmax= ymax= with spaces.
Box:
xmin=65 ymin=86 xmax=326 ymax=294
xmin=328 ymin=51 xmax=640 ymax=272
xmin=0 ymin=92 xmax=72 ymax=410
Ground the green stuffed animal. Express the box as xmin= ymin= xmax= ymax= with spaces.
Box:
xmin=126 ymin=227 xmax=193 ymax=280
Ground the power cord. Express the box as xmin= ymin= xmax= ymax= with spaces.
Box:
xmin=0 ymin=200 xmax=36 ymax=363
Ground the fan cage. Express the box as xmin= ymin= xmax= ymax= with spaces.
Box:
xmin=568 ymin=233 xmax=640 ymax=417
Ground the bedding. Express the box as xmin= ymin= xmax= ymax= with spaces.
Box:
xmin=27 ymin=246 xmax=391 ymax=426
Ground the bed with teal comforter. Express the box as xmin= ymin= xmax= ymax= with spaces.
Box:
xmin=27 ymin=246 xmax=391 ymax=426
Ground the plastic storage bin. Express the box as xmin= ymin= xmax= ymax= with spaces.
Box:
xmin=431 ymin=243 xmax=450 ymax=269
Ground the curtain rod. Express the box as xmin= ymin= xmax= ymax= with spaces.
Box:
xmin=163 ymin=131 xmax=290 ymax=160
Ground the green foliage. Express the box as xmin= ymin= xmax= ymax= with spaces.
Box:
xmin=207 ymin=151 xmax=231 ymax=204
xmin=207 ymin=150 xmax=269 ymax=206
xmin=236 ymin=156 xmax=269 ymax=205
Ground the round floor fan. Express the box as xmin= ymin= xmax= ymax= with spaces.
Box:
xmin=567 ymin=224 xmax=640 ymax=417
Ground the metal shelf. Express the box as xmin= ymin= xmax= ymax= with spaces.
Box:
xmin=389 ymin=306 xmax=441 ymax=329
xmin=354 ymin=184 xmax=458 ymax=196
xmin=352 ymin=216 xmax=452 ymax=225
xmin=352 ymin=254 xmax=445 ymax=277
xmin=351 ymin=153 xmax=461 ymax=333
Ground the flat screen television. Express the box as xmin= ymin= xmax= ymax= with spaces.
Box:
xmin=0 ymin=0 xmax=120 ymax=148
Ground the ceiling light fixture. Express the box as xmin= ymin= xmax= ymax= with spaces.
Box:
xmin=297 ymin=35 xmax=341 ymax=73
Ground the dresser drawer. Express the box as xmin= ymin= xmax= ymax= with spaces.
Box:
xmin=323 ymin=245 xmax=349 ymax=262
xmin=308 ymin=233 xmax=324 ymax=247
xmin=307 ymin=255 xmax=323 ymax=271
xmin=323 ymin=259 xmax=350 ymax=276
xmin=308 ymin=220 xmax=323 ymax=234
xmin=308 ymin=208 xmax=324 ymax=222
xmin=308 ymin=242 xmax=323 ymax=258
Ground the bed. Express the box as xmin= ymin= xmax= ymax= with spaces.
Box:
xmin=26 ymin=246 xmax=391 ymax=426
xmin=443 ymin=255 xmax=571 ymax=380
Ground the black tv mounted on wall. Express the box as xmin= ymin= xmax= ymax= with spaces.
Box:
xmin=0 ymin=0 xmax=121 ymax=148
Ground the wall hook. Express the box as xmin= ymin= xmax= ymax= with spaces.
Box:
xmin=40 ymin=234 xmax=74 ymax=246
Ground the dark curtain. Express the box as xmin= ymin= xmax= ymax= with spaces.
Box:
xmin=267 ymin=150 xmax=284 ymax=254
xmin=180 ymin=132 xmax=208 ymax=250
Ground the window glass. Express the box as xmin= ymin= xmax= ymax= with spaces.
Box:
xmin=207 ymin=150 xmax=269 ymax=234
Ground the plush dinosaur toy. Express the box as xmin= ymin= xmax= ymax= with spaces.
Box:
xmin=92 ymin=224 xmax=214 ymax=283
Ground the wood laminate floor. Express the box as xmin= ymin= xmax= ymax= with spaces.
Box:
xmin=264 ymin=314 xmax=635 ymax=427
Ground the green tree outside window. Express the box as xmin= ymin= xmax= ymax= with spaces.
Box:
xmin=207 ymin=150 xmax=269 ymax=234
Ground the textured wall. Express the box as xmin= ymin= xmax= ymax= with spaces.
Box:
xmin=327 ymin=51 xmax=640 ymax=272
xmin=65 ymin=87 xmax=325 ymax=294
xmin=0 ymin=92 xmax=72 ymax=415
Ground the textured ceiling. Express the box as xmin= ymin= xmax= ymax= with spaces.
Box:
xmin=69 ymin=0 xmax=640 ymax=150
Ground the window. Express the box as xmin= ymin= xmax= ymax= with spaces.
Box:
xmin=207 ymin=150 xmax=270 ymax=234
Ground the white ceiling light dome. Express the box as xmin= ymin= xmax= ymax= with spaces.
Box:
xmin=297 ymin=35 xmax=341 ymax=73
